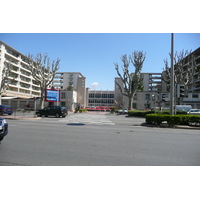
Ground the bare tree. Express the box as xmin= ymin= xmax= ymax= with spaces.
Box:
xmin=0 ymin=62 xmax=11 ymax=104
xmin=163 ymin=50 xmax=199 ymax=104
xmin=114 ymin=51 xmax=146 ymax=109
xmin=27 ymin=53 xmax=61 ymax=109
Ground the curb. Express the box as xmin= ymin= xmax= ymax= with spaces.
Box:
xmin=141 ymin=123 xmax=200 ymax=130
xmin=2 ymin=117 xmax=41 ymax=120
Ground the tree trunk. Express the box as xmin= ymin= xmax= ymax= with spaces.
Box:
xmin=128 ymin=96 xmax=133 ymax=110
xmin=40 ymin=96 xmax=44 ymax=109
xmin=40 ymin=88 xmax=45 ymax=109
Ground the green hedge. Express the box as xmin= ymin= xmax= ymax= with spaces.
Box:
xmin=128 ymin=110 xmax=155 ymax=117
xmin=145 ymin=114 xmax=200 ymax=126
xmin=162 ymin=111 xmax=187 ymax=115
xmin=79 ymin=109 xmax=88 ymax=113
xmin=128 ymin=110 xmax=187 ymax=117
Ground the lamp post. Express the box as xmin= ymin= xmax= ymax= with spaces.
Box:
xmin=170 ymin=33 xmax=175 ymax=115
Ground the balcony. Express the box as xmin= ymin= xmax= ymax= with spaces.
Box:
xmin=10 ymin=66 xmax=19 ymax=72
xmin=19 ymin=89 xmax=30 ymax=94
xmin=20 ymin=69 xmax=31 ymax=77
xmin=20 ymin=83 xmax=30 ymax=89
xmin=21 ymin=64 xmax=30 ymax=71
xmin=8 ymin=72 xmax=18 ymax=79
xmin=193 ymin=86 xmax=200 ymax=91
xmin=53 ymin=80 xmax=62 ymax=83
xmin=7 ymin=86 xmax=18 ymax=92
xmin=52 ymin=84 xmax=62 ymax=87
xmin=20 ymin=75 xmax=30 ymax=83
xmin=9 ymin=81 xmax=18 ymax=86
xmin=32 ymin=86 xmax=40 ymax=91
xmin=54 ymin=75 xmax=63 ymax=79
xmin=6 ymin=49 xmax=19 ymax=59
xmin=21 ymin=57 xmax=29 ymax=65
xmin=32 ymin=81 xmax=40 ymax=86
xmin=32 ymin=91 xmax=40 ymax=96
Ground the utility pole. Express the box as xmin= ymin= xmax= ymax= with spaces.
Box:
xmin=170 ymin=33 xmax=175 ymax=115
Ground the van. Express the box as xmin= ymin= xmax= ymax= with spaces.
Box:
xmin=175 ymin=105 xmax=192 ymax=112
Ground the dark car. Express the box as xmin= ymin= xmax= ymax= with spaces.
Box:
xmin=36 ymin=106 xmax=68 ymax=118
xmin=0 ymin=118 xmax=8 ymax=143
xmin=0 ymin=105 xmax=13 ymax=115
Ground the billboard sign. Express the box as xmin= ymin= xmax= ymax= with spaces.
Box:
xmin=45 ymin=89 xmax=60 ymax=102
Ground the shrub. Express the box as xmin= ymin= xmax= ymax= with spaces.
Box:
xmin=166 ymin=115 xmax=181 ymax=126
xmin=188 ymin=115 xmax=200 ymax=125
xmin=145 ymin=114 xmax=200 ymax=126
xmin=128 ymin=110 xmax=154 ymax=117
xmin=79 ymin=109 xmax=88 ymax=113
xmin=177 ymin=111 xmax=187 ymax=115
xmin=110 ymin=106 xmax=115 ymax=113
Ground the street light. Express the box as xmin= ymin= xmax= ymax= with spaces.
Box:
xmin=170 ymin=33 xmax=175 ymax=115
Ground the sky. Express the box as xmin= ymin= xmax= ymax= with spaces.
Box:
xmin=1 ymin=1 xmax=200 ymax=197
xmin=1 ymin=33 xmax=200 ymax=90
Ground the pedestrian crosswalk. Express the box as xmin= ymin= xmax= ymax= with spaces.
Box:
xmin=60 ymin=112 xmax=115 ymax=125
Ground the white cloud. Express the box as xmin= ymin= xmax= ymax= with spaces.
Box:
xmin=90 ymin=82 xmax=99 ymax=89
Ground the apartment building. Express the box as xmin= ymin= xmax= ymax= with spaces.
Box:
xmin=52 ymin=72 xmax=86 ymax=109
xmin=161 ymin=47 xmax=200 ymax=108
xmin=146 ymin=73 xmax=162 ymax=92
xmin=0 ymin=41 xmax=87 ymax=109
xmin=114 ymin=73 xmax=162 ymax=109
xmin=0 ymin=41 xmax=40 ymax=100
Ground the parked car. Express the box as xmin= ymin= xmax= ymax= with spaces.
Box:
xmin=105 ymin=107 xmax=111 ymax=112
xmin=36 ymin=106 xmax=68 ymax=118
xmin=0 ymin=105 xmax=13 ymax=115
xmin=0 ymin=118 xmax=8 ymax=143
xmin=118 ymin=109 xmax=128 ymax=114
xmin=187 ymin=109 xmax=200 ymax=115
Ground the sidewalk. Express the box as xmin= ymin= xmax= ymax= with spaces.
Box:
xmin=0 ymin=110 xmax=74 ymax=120
xmin=0 ymin=111 xmax=39 ymax=120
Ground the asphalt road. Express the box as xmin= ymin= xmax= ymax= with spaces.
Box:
xmin=0 ymin=112 xmax=200 ymax=166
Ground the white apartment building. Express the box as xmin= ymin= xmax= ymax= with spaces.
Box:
xmin=161 ymin=47 xmax=200 ymax=108
xmin=52 ymin=72 xmax=87 ymax=109
xmin=114 ymin=73 xmax=162 ymax=109
xmin=0 ymin=41 xmax=41 ymax=100
xmin=0 ymin=41 xmax=87 ymax=110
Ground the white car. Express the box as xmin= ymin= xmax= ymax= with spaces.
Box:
xmin=187 ymin=109 xmax=200 ymax=115
xmin=118 ymin=109 xmax=128 ymax=114
xmin=0 ymin=118 xmax=8 ymax=143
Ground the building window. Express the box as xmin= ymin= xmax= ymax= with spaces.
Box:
xmin=102 ymin=94 xmax=107 ymax=98
xmin=61 ymin=92 xmax=66 ymax=99
xmin=192 ymin=94 xmax=198 ymax=98
xmin=89 ymin=93 xmax=94 ymax=98
xmin=95 ymin=94 xmax=101 ymax=98
xmin=61 ymin=102 xmax=66 ymax=106
xmin=101 ymin=99 xmax=107 ymax=103
xmin=132 ymin=103 xmax=137 ymax=109
xmin=146 ymin=94 xmax=150 ymax=100
xmin=89 ymin=99 xmax=94 ymax=103
xmin=108 ymin=99 xmax=114 ymax=103
xmin=95 ymin=99 xmax=101 ymax=103
xmin=108 ymin=94 xmax=114 ymax=98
